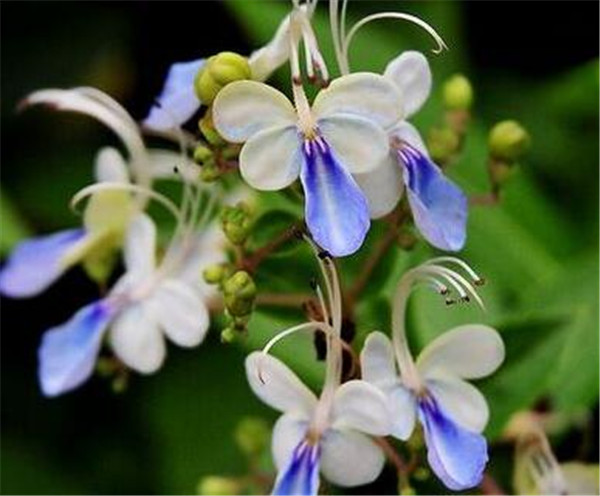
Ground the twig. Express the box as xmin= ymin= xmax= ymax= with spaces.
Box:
xmin=240 ymin=222 xmax=303 ymax=273
xmin=479 ymin=473 xmax=506 ymax=495
xmin=374 ymin=437 xmax=409 ymax=475
xmin=346 ymin=207 xmax=407 ymax=307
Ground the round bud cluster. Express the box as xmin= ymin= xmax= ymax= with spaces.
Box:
xmin=194 ymin=52 xmax=251 ymax=105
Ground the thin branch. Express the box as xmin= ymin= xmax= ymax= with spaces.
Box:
xmin=240 ymin=222 xmax=303 ymax=273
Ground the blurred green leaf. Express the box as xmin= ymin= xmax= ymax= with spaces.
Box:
xmin=0 ymin=191 xmax=31 ymax=255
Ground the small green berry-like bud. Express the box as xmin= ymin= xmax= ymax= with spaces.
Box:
xmin=199 ymin=112 xmax=226 ymax=147
xmin=443 ymin=74 xmax=474 ymax=111
xmin=488 ymin=120 xmax=530 ymax=162
xmin=203 ymin=264 xmax=226 ymax=285
xmin=427 ymin=127 xmax=460 ymax=164
xmin=195 ymin=52 xmax=251 ymax=105
xmin=221 ymin=202 xmax=253 ymax=245
xmin=193 ymin=144 xmax=213 ymax=164
xmin=223 ymin=270 xmax=257 ymax=317
xmin=196 ymin=476 xmax=239 ymax=496
xmin=220 ymin=327 xmax=237 ymax=343
xmin=199 ymin=159 xmax=221 ymax=182
xmin=235 ymin=417 xmax=270 ymax=456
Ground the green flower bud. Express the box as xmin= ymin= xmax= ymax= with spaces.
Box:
xmin=223 ymin=270 xmax=256 ymax=317
xmin=221 ymin=202 xmax=253 ymax=245
xmin=443 ymin=74 xmax=474 ymax=111
xmin=194 ymin=52 xmax=251 ymax=105
xmin=203 ymin=264 xmax=226 ymax=285
xmin=196 ymin=476 xmax=239 ymax=496
xmin=199 ymin=112 xmax=226 ymax=147
xmin=193 ymin=144 xmax=213 ymax=165
xmin=235 ymin=417 xmax=270 ymax=456
xmin=427 ymin=126 xmax=460 ymax=164
xmin=488 ymin=120 xmax=530 ymax=162
xmin=199 ymin=159 xmax=221 ymax=183
xmin=399 ymin=485 xmax=416 ymax=496
xmin=220 ymin=327 xmax=237 ymax=344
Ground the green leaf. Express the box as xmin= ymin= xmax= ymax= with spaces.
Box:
xmin=0 ymin=190 xmax=31 ymax=255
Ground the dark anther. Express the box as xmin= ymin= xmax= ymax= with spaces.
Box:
xmin=293 ymin=226 xmax=306 ymax=240
xmin=440 ymin=287 xmax=449 ymax=295
xmin=328 ymin=317 xmax=333 ymax=326
xmin=173 ymin=165 xmax=180 ymax=174
xmin=309 ymin=277 xmax=318 ymax=290
xmin=317 ymin=250 xmax=331 ymax=260
xmin=474 ymin=278 xmax=486 ymax=286
xmin=461 ymin=295 xmax=471 ymax=303
xmin=445 ymin=298 xmax=455 ymax=306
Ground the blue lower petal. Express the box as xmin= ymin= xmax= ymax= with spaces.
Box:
xmin=300 ymin=138 xmax=370 ymax=257
xmin=143 ymin=59 xmax=205 ymax=131
xmin=0 ymin=229 xmax=86 ymax=298
xmin=418 ymin=395 xmax=488 ymax=490
xmin=38 ymin=301 xmax=113 ymax=397
xmin=399 ymin=146 xmax=467 ymax=251
xmin=273 ymin=440 xmax=321 ymax=495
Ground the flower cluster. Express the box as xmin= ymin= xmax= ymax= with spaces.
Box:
xmin=0 ymin=0 xmax=511 ymax=494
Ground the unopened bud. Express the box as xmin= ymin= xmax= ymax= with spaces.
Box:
xmin=221 ymin=202 xmax=253 ymax=245
xmin=443 ymin=74 xmax=473 ymax=111
xmin=235 ymin=417 xmax=270 ymax=456
xmin=427 ymin=127 xmax=460 ymax=164
xmin=195 ymin=52 xmax=251 ymax=105
xmin=193 ymin=144 xmax=213 ymax=164
xmin=199 ymin=112 xmax=226 ymax=147
xmin=223 ymin=270 xmax=257 ymax=317
xmin=489 ymin=120 xmax=530 ymax=162
xmin=196 ymin=476 xmax=239 ymax=496
xmin=220 ymin=327 xmax=236 ymax=344
xmin=199 ymin=159 xmax=221 ymax=182
xmin=203 ymin=264 xmax=226 ymax=285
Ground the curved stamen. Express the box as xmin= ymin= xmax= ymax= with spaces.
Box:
xmin=70 ymin=183 xmax=182 ymax=224
xmin=423 ymin=256 xmax=483 ymax=283
xmin=343 ymin=12 xmax=448 ymax=72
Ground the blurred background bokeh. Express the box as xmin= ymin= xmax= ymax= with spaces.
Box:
xmin=1 ymin=1 xmax=598 ymax=494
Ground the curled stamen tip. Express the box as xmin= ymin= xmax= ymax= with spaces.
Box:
xmin=474 ymin=278 xmax=486 ymax=286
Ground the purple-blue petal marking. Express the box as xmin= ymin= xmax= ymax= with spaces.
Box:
xmin=418 ymin=395 xmax=488 ymax=491
xmin=399 ymin=145 xmax=467 ymax=251
xmin=300 ymin=137 xmax=370 ymax=257
xmin=0 ymin=229 xmax=86 ymax=298
xmin=272 ymin=440 xmax=321 ymax=495
xmin=143 ymin=58 xmax=205 ymax=131
xmin=38 ymin=301 xmax=113 ymax=397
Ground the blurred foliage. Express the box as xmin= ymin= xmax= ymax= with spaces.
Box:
xmin=1 ymin=1 xmax=598 ymax=495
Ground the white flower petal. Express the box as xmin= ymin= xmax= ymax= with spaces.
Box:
xmin=318 ymin=113 xmax=389 ymax=174
xmin=245 ymin=352 xmax=318 ymax=416
xmin=248 ymin=12 xmax=292 ymax=82
xmin=24 ymin=88 xmax=146 ymax=172
xmin=384 ymin=51 xmax=432 ymax=117
xmin=417 ymin=325 xmax=505 ymax=379
xmin=123 ymin=214 xmax=156 ymax=279
xmin=94 ymin=147 xmax=130 ymax=183
xmin=312 ymin=72 xmax=403 ymax=129
xmin=272 ymin=413 xmax=309 ymax=471
xmin=390 ymin=121 xmax=429 ymax=157
xmin=239 ymin=125 xmax=302 ymax=190
xmin=212 ymin=81 xmax=296 ymax=142
xmin=151 ymin=279 xmax=209 ymax=347
xmin=354 ymin=155 xmax=404 ymax=219
xmin=331 ymin=380 xmax=391 ymax=436
xmin=427 ymin=377 xmax=489 ymax=433
xmin=360 ymin=331 xmax=398 ymax=389
xmin=388 ymin=384 xmax=417 ymax=440
xmin=320 ymin=429 xmax=385 ymax=487
xmin=110 ymin=302 xmax=165 ymax=373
